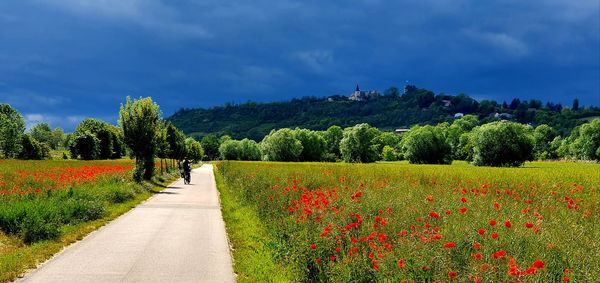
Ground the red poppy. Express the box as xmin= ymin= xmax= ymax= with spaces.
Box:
xmin=429 ymin=211 xmax=441 ymax=218
xmin=461 ymin=197 xmax=467 ymax=203
xmin=492 ymin=250 xmax=506 ymax=259
xmin=505 ymin=220 xmax=512 ymax=228
xmin=562 ymin=276 xmax=569 ymax=282
xmin=472 ymin=242 xmax=481 ymax=249
xmin=444 ymin=242 xmax=457 ymax=249
xmin=491 ymin=232 xmax=499 ymax=239
xmin=448 ymin=271 xmax=457 ymax=278
xmin=525 ymin=222 xmax=534 ymax=229
xmin=459 ymin=207 xmax=468 ymax=214
xmin=330 ymin=255 xmax=336 ymax=261
xmin=489 ymin=219 xmax=497 ymax=226
xmin=310 ymin=243 xmax=317 ymax=250
xmin=471 ymin=253 xmax=483 ymax=260
xmin=526 ymin=267 xmax=537 ymax=274
xmin=533 ymin=260 xmax=545 ymax=269
xmin=397 ymin=258 xmax=406 ymax=268
xmin=478 ymin=228 xmax=486 ymax=235
xmin=493 ymin=202 xmax=501 ymax=210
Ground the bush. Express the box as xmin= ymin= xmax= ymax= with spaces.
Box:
xmin=18 ymin=134 xmax=51 ymax=160
xmin=558 ymin=119 xmax=600 ymax=161
xmin=402 ymin=125 xmax=452 ymax=164
xmin=339 ymin=124 xmax=381 ymax=163
xmin=19 ymin=209 xmax=61 ymax=244
xmin=70 ymin=131 xmax=100 ymax=160
xmin=381 ymin=145 xmax=400 ymax=161
xmin=107 ymin=187 xmax=136 ymax=203
xmin=219 ymin=139 xmax=262 ymax=161
xmin=260 ymin=128 xmax=303 ymax=161
xmin=471 ymin=121 xmax=534 ymax=167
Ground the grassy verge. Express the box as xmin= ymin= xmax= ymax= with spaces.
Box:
xmin=213 ymin=162 xmax=297 ymax=282
xmin=0 ymin=171 xmax=179 ymax=282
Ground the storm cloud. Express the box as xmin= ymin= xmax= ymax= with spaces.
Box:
xmin=0 ymin=0 xmax=598 ymax=130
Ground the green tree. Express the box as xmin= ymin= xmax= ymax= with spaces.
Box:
xmin=402 ymin=125 xmax=452 ymax=164
xmin=71 ymin=119 xmax=121 ymax=159
xmin=260 ymin=128 xmax=303 ymax=161
xmin=51 ymin=128 xmax=66 ymax=150
xmin=381 ymin=145 xmax=400 ymax=161
xmin=155 ymin=122 xmax=170 ymax=173
xmin=201 ymin=134 xmax=221 ymax=160
xmin=166 ymin=122 xmax=186 ymax=162
xmin=293 ymin=128 xmax=326 ymax=161
xmin=185 ymin=137 xmax=204 ymax=161
xmin=560 ymin=119 xmax=600 ymax=161
xmin=322 ymin=125 xmax=343 ymax=160
xmin=239 ymin=138 xmax=261 ymax=161
xmin=471 ymin=121 xmax=534 ymax=167
xmin=119 ymin=97 xmax=161 ymax=181
xmin=30 ymin=123 xmax=53 ymax=146
xmin=18 ymin=134 xmax=51 ymax=160
xmin=532 ymin=124 xmax=558 ymax=160
xmin=339 ymin=123 xmax=381 ymax=163
xmin=447 ymin=115 xmax=479 ymax=160
xmin=0 ymin=104 xmax=25 ymax=158
xmin=70 ymin=130 xmax=100 ymax=160
xmin=219 ymin=139 xmax=242 ymax=160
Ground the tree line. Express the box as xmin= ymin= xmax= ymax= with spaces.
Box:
xmin=169 ymin=84 xmax=600 ymax=141
xmin=0 ymin=98 xmax=202 ymax=181
xmin=209 ymin=115 xmax=600 ymax=167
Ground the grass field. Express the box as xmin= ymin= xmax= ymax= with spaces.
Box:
xmin=216 ymin=161 xmax=600 ymax=282
xmin=0 ymin=159 xmax=179 ymax=282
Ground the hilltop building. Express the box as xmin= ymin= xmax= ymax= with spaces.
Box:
xmin=349 ymin=85 xmax=380 ymax=101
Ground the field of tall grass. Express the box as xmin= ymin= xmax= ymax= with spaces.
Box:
xmin=0 ymin=159 xmax=179 ymax=281
xmin=216 ymin=161 xmax=599 ymax=282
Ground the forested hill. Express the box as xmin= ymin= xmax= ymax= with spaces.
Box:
xmin=168 ymin=86 xmax=600 ymax=141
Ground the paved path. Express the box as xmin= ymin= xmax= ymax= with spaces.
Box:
xmin=19 ymin=164 xmax=235 ymax=283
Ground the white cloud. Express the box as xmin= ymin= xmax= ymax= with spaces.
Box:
xmin=292 ymin=50 xmax=334 ymax=73
xmin=465 ymin=30 xmax=529 ymax=57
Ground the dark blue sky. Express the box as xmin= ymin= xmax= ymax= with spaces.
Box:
xmin=1 ymin=0 xmax=599 ymax=131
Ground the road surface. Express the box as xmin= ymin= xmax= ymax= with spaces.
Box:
xmin=19 ymin=164 xmax=235 ymax=283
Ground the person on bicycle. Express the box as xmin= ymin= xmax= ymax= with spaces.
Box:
xmin=182 ymin=157 xmax=191 ymax=184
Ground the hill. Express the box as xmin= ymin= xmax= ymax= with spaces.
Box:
xmin=168 ymin=85 xmax=600 ymax=141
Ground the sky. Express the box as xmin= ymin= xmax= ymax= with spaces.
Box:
xmin=0 ymin=0 xmax=599 ymax=131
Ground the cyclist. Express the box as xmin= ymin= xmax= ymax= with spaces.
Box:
xmin=182 ymin=158 xmax=191 ymax=184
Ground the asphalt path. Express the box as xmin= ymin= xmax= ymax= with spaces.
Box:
xmin=19 ymin=164 xmax=235 ymax=283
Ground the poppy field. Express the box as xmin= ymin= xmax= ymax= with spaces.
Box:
xmin=217 ymin=161 xmax=600 ymax=282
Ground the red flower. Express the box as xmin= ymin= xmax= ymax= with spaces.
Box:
xmin=445 ymin=210 xmax=452 ymax=215
xmin=461 ymin=197 xmax=467 ymax=203
xmin=315 ymin=258 xmax=321 ymax=263
xmin=491 ymin=232 xmax=499 ymax=239
xmin=562 ymin=276 xmax=569 ymax=282
xmin=525 ymin=222 xmax=534 ymax=229
xmin=426 ymin=195 xmax=434 ymax=202
xmin=330 ymin=255 xmax=336 ymax=261
xmin=429 ymin=211 xmax=441 ymax=218
xmin=444 ymin=242 xmax=457 ymax=249
xmin=489 ymin=219 xmax=497 ymax=226
xmin=448 ymin=271 xmax=457 ymax=278
xmin=478 ymin=228 xmax=486 ymax=235
xmin=397 ymin=258 xmax=406 ymax=268
xmin=526 ymin=267 xmax=537 ymax=274
xmin=492 ymin=250 xmax=506 ymax=259
xmin=459 ymin=207 xmax=468 ymax=214
xmin=533 ymin=260 xmax=545 ymax=269
xmin=472 ymin=242 xmax=481 ymax=249
xmin=310 ymin=244 xmax=317 ymax=250
xmin=505 ymin=220 xmax=512 ymax=228
xmin=493 ymin=202 xmax=501 ymax=210
xmin=471 ymin=253 xmax=483 ymax=260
